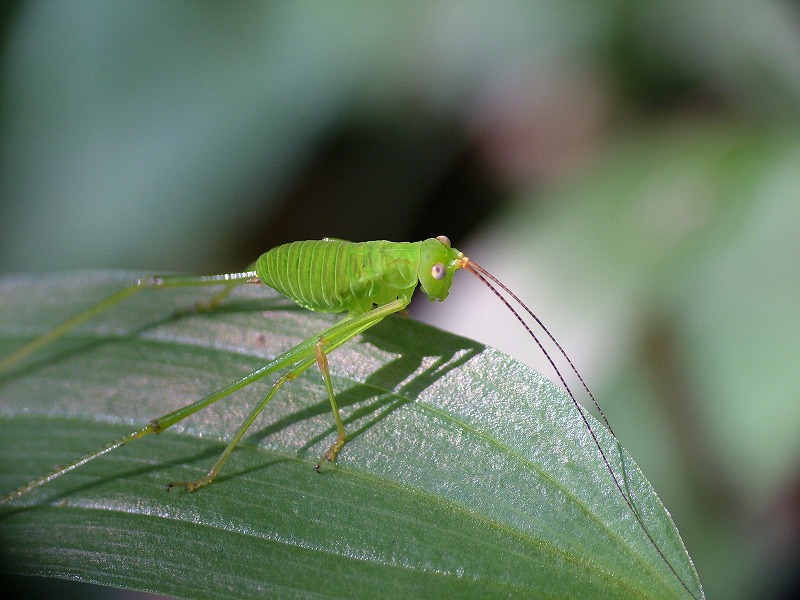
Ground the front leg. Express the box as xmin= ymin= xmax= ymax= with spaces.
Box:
xmin=314 ymin=336 xmax=347 ymax=471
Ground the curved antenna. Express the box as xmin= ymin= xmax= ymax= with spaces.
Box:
xmin=467 ymin=260 xmax=615 ymax=436
xmin=463 ymin=259 xmax=698 ymax=600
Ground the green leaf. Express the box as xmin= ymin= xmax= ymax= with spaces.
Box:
xmin=0 ymin=272 xmax=703 ymax=599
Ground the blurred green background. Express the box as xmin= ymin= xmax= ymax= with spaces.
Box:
xmin=1 ymin=1 xmax=799 ymax=599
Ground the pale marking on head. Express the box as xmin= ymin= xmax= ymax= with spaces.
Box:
xmin=431 ymin=263 xmax=446 ymax=280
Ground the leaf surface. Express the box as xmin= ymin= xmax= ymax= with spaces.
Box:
xmin=0 ymin=272 xmax=703 ymax=599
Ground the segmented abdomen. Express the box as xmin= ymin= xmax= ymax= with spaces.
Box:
xmin=255 ymin=239 xmax=420 ymax=314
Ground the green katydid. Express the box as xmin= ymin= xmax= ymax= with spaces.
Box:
xmin=0 ymin=235 xmax=699 ymax=598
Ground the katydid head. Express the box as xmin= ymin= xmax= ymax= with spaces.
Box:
xmin=418 ymin=235 xmax=469 ymax=302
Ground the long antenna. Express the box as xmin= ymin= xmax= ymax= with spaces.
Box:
xmin=464 ymin=259 xmax=698 ymax=599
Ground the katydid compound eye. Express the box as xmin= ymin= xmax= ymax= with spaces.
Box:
xmin=435 ymin=235 xmax=451 ymax=247
xmin=431 ymin=263 xmax=446 ymax=280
